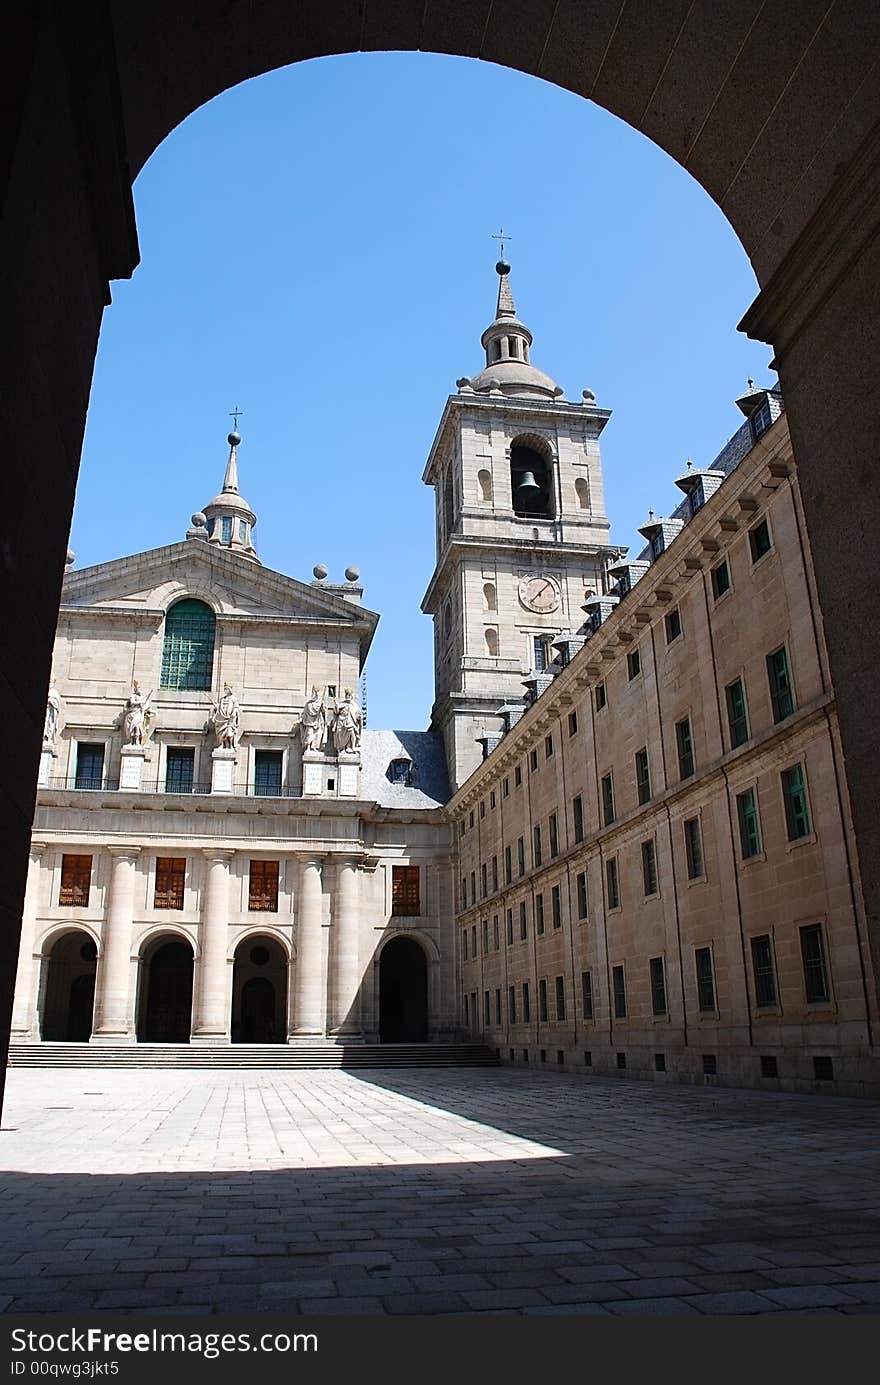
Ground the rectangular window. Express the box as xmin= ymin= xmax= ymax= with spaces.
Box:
xmin=515 ymin=764 xmax=522 ymax=787
xmin=595 ymin=681 xmax=607 ymax=711
xmin=684 ymin=817 xmax=704 ymax=880
xmin=545 ymin=734 xmax=554 ymax=759
xmin=502 ymin=776 xmax=509 ymax=798
xmin=59 ymin=853 xmax=92 ymax=907
xmin=665 ymin=607 xmax=682 ymax=643
xmin=484 ymin=991 xmax=491 ymax=1026
xmin=781 ymin=763 xmax=811 ymax=840
xmin=462 ymin=929 xmax=468 ymax=961
xmin=254 ymin=749 xmax=283 ymax=796
xmin=522 ymin=981 xmax=531 ymax=1022
xmin=220 ymin=515 xmax=233 ymax=544
xmin=695 ymin=947 xmax=716 ymax=1011
xmin=555 ymin=976 xmax=566 ymax=1022
xmin=392 ymin=865 xmax=421 ymax=916
xmin=493 ymin=915 xmax=499 ymax=951
xmin=650 ymin=957 xmax=667 ymax=1016
xmin=74 ymin=743 xmax=104 ymax=790
xmin=529 ymin=748 xmax=538 ymax=772
xmin=480 ymin=799 xmax=486 ymax=819
xmin=635 ymin=746 xmax=651 ymax=805
xmin=549 ymin=812 xmax=559 ymax=859
xmin=551 ymin=884 xmax=561 ymax=929
xmin=508 ymin=986 xmax=516 ymax=1024
xmin=482 ymin=919 xmax=489 ymax=953
xmin=800 ymin=924 xmax=830 ymax=1003
xmin=641 ymin=838 xmax=658 ymax=897
xmin=481 ymin=863 xmax=488 ymax=898
xmin=568 ymin=709 xmax=578 ymax=737
xmin=576 ymin=870 xmax=588 ymax=920
xmin=581 ymin=971 xmax=593 ymax=1020
xmin=471 ymin=924 xmax=476 ymax=955
xmin=533 ymin=824 xmax=543 ymax=867
xmin=736 ymin=787 xmax=762 ymax=859
xmin=767 ymin=646 xmax=794 ymax=723
xmin=627 ymin=648 xmax=641 ymax=680
xmin=533 ymin=636 xmax=551 ymax=672
xmin=750 ymin=934 xmax=777 ymax=1008
xmin=711 ymin=559 xmax=730 ymax=599
xmin=492 ymin=856 xmax=498 ymax=892
xmin=463 ymin=993 xmax=469 ymax=1025
xmin=517 ymin=836 xmax=525 ymax=877
xmin=601 ymin=772 xmax=615 ymax=826
xmin=519 ymin=901 xmax=527 ymax=940
xmin=725 ymin=678 xmax=749 ymax=748
xmin=749 ymin=518 xmax=772 ymax=562
xmin=606 ymin=856 xmax=620 ymax=910
xmin=490 ymin=790 xmax=496 ymax=810
xmin=154 ymin=856 xmax=185 ymax=910
xmin=248 ymin=859 xmax=279 ymax=912
xmin=495 ymin=988 xmax=502 ymax=1024
xmin=539 ymin=979 xmax=548 ymax=1022
xmin=535 ymin=892 xmax=545 ymax=935
xmin=572 ymin=795 xmax=584 ymax=843
xmin=676 ymin=716 xmax=695 ymax=779
xmin=612 ymin=965 xmax=626 ymax=1019
xmin=504 ymin=845 xmax=512 ymax=885
xmin=506 ymin=908 xmax=513 ymax=945
xmin=165 ymin=747 xmax=195 ymax=794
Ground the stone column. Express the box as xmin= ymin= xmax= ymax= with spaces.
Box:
xmin=329 ymin=857 xmax=362 ymax=1037
xmin=191 ymin=849 xmax=234 ymax=1042
xmin=91 ymin=846 xmax=141 ymax=1043
xmin=10 ymin=843 xmax=47 ymax=1038
xmin=291 ymin=856 xmax=325 ymax=1036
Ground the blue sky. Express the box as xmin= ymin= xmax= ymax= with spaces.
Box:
xmin=75 ymin=51 xmax=773 ymax=730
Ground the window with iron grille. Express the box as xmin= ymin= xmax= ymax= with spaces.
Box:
xmin=551 ymin=884 xmax=561 ymax=929
xmin=154 ymin=856 xmax=185 ymax=910
xmin=555 ymin=976 xmax=566 ymax=1021
xmin=549 ymin=812 xmax=559 ymax=858
xmin=781 ymin=764 xmax=811 ymax=840
xmin=254 ymin=750 xmax=283 ymax=797
xmin=676 ymin=716 xmax=695 ymax=779
xmin=581 ymin=971 xmax=593 ymax=1020
xmin=59 ymin=854 xmax=92 ymax=907
xmin=248 ymin=860 xmax=279 ymax=912
xmin=800 ymin=924 xmax=830 ymax=1003
xmin=539 ymin=979 xmax=548 ymax=1022
xmin=725 ymin=678 xmax=749 ymax=748
xmin=536 ymin=893 xmax=545 ymax=935
xmin=165 ymin=747 xmax=195 ymax=794
xmin=767 ymin=646 xmax=794 ymax=723
xmin=684 ymin=817 xmax=704 ymax=879
xmin=576 ymin=871 xmax=588 ymax=920
xmin=392 ymin=865 xmax=420 ymax=916
xmin=695 ymin=947 xmax=716 ymax=1011
xmin=736 ymin=787 xmax=762 ymax=859
xmin=522 ymin=981 xmax=531 ymax=1021
xmin=606 ymin=856 xmax=620 ymax=910
xmin=160 ymin=599 xmax=216 ymax=690
xmin=573 ymin=795 xmax=584 ymax=843
xmin=601 ymin=772 xmax=615 ymax=826
xmin=612 ymin=965 xmax=626 ymax=1018
xmin=641 ymin=838 xmax=658 ymax=896
xmin=635 ymin=746 xmax=651 ymax=805
xmin=650 ymin=957 xmax=667 ymax=1016
xmin=750 ymin=934 xmax=777 ymax=1007
xmin=74 ymin=743 xmax=104 ymax=790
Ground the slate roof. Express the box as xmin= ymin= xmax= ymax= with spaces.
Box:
xmin=360 ymin=729 xmax=451 ymax=809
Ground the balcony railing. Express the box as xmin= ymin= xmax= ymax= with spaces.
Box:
xmin=42 ymin=776 xmax=302 ymax=799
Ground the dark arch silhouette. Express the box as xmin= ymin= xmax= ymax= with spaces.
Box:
xmin=138 ymin=938 xmax=194 ymax=1043
xmin=380 ymin=936 xmax=428 ymax=1043
xmin=231 ymin=935 xmax=287 ymax=1043
xmin=1 ymin=6 xmax=879 ymax=1112
xmin=40 ymin=932 xmax=97 ymax=1042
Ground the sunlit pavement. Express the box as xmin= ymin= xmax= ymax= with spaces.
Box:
xmin=1 ymin=1065 xmax=879 ymax=1314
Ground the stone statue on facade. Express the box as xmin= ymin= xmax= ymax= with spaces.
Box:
xmin=332 ymin=688 xmax=362 ymax=755
xmin=43 ymin=684 xmax=62 ymax=748
xmin=211 ymin=683 xmax=241 ymax=750
xmin=122 ymin=681 xmax=153 ymax=746
xmin=299 ymin=687 xmax=327 ymax=752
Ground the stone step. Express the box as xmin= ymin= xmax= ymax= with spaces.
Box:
xmin=7 ymin=1042 xmax=499 ymax=1069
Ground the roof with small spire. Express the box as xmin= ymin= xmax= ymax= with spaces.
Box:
xmin=198 ymin=427 xmax=259 ymax=562
xmin=467 ymin=259 xmax=563 ymax=400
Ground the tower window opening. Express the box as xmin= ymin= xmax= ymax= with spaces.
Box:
xmin=575 ymin=477 xmax=590 ymax=510
xmin=478 ymin=469 xmax=493 ymax=504
xmin=510 ymin=444 xmax=553 ymax=519
xmin=483 ymin=582 xmax=496 ymax=612
xmin=485 ymin=628 xmax=499 ymax=658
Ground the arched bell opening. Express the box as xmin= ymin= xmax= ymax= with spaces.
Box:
xmin=510 ymin=442 xmax=553 ymax=519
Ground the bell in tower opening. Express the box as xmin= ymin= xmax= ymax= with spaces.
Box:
xmin=510 ymin=442 xmax=553 ymax=518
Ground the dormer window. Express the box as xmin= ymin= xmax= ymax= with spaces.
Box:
xmin=388 ymin=756 xmax=416 ymax=788
xmin=533 ymin=635 xmax=553 ymax=672
xmin=750 ymin=399 xmax=773 ymax=441
xmin=649 ymin=531 xmax=665 ymax=561
xmin=688 ymin=481 xmax=706 ymax=518
xmin=617 ymin=570 xmax=631 ymax=597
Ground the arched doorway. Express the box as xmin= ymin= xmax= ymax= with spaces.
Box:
xmin=231 ymin=936 xmax=287 ymax=1043
xmin=138 ymin=937 xmax=194 ymax=1042
xmin=379 ymin=936 xmax=428 ymax=1043
xmin=41 ymin=932 xmax=97 ymax=1041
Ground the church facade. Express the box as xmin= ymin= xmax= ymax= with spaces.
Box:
xmin=11 ymin=260 xmax=879 ymax=1094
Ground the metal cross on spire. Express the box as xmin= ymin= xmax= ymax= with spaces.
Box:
xmin=491 ymin=227 xmax=512 ymax=259
xmin=229 ymin=406 xmax=243 ymax=430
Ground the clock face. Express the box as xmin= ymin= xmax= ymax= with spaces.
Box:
xmin=518 ymin=574 xmax=560 ymax=613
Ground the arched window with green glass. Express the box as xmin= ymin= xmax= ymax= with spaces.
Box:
xmin=160 ymin=599 xmax=216 ymax=690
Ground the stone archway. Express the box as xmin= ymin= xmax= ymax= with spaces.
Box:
xmin=231 ymin=935 xmax=288 ymax=1043
xmin=379 ymin=935 xmax=428 ymax=1043
xmin=137 ymin=936 xmax=194 ymax=1043
xmin=40 ymin=931 xmax=97 ymax=1042
xmin=2 ymin=5 xmax=879 ymax=1111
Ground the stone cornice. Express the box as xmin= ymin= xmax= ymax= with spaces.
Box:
xmin=422 ymin=392 xmax=612 ymax=485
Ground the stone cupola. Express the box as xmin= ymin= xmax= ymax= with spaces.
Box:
xmin=465 ymin=259 xmax=563 ymax=400
xmin=200 ymin=427 xmax=259 ymax=562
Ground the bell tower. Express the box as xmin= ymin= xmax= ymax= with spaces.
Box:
xmin=421 ymin=258 xmax=620 ymax=789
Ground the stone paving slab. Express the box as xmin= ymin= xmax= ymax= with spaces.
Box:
xmin=1 ymin=1066 xmax=879 ymax=1314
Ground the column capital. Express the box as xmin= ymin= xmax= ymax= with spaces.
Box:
xmin=202 ymin=848 xmax=235 ymax=863
xmin=299 ymin=854 xmax=325 ymax=869
xmin=107 ymin=845 xmax=142 ymax=860
xmin=29 ymin=841 xmax=48 ymax=859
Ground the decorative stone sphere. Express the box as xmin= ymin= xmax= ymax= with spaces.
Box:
xmin=345 ymin=566 xmax=360 ymax=583
xmin=496 ymin=259 xmax=511 ymax=276
xmin=487 ymin=378 xmax=500 ymax=391
xmin=553 ymin=386 xmax=565 ymax=396
xmin=191 ymin=511 xmax=207 ymax=527
xmin=582 ymin=388 xmax=596 ymax=404
xmin=65 ymin=548 xmax=75 ymax=566
xmin=313 ymin=563 xmax=328 ymax=581
xmin=227 ymin=430 xmax=241 ymax=447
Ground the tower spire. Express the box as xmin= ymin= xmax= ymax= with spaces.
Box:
xmin=465 ymin=254 xmax=562 ymax=400
xmin=222 ymin=430 xmax=240 ymax=494
xmin=195 ymin=419 xmax=260 ymax=562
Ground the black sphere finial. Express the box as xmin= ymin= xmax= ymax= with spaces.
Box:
xmin=496 ymin=258 xmax=511 ymax=277
xmin=227 ymin=430 xmax=241 ymax=447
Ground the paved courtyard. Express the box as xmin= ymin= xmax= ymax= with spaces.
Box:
xmin=1 ymin=1065 xmax=880 ymax=1315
